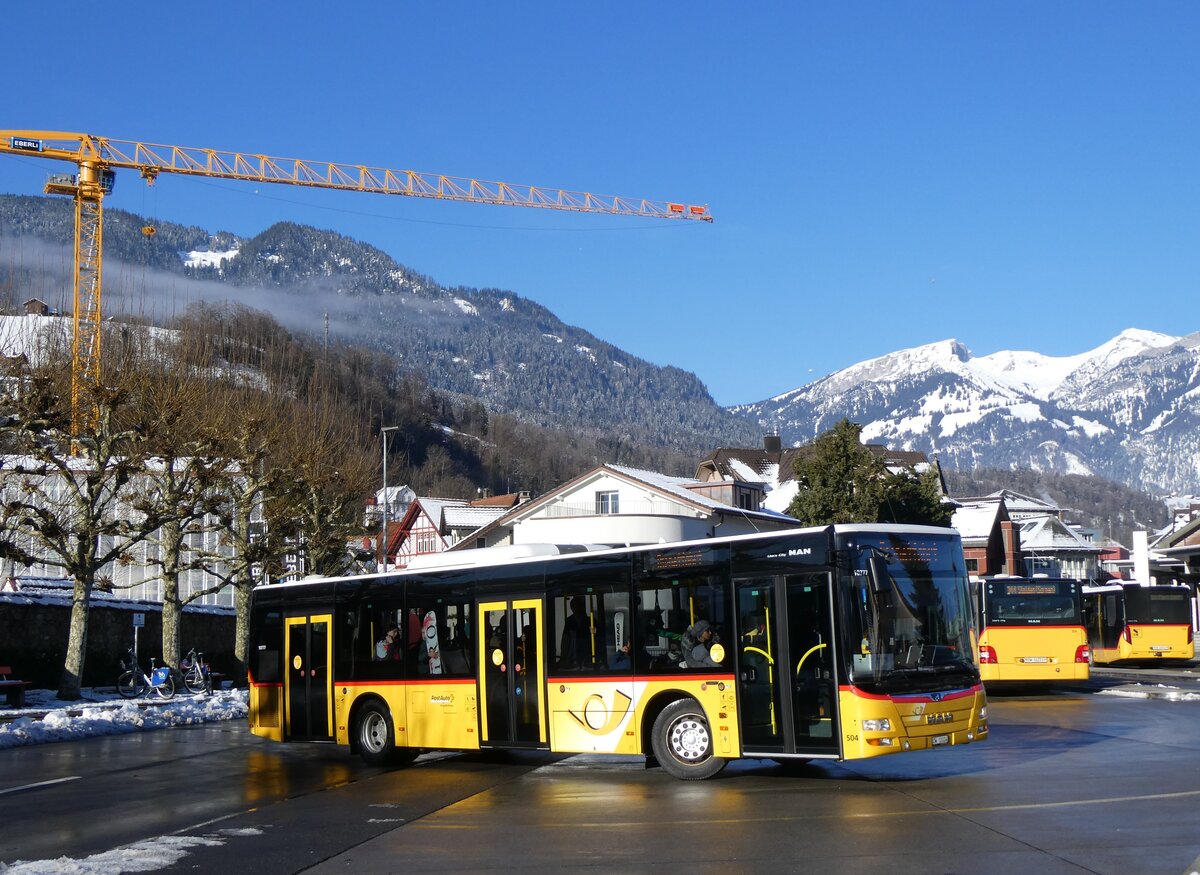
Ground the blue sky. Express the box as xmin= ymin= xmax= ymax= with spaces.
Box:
xmin=2 ymin=3 xmax=1197 ymax=406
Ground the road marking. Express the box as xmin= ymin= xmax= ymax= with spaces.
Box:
xmin=0 ymin=775 xmax=81 ymax=796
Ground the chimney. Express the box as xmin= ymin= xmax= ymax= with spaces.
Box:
xmin=1000 ymin=520 xmax=1021 ymax=576
xmin=763 ymin=435 xmax=782 ymax=454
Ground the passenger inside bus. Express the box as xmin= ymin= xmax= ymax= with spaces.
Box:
xmin=558 ymin=596 xmax=593 ymax=670
xmin=681 ymin=619 xmax=722 ymax=669
xmin=375 ymin=624 xmax=401 ymax=661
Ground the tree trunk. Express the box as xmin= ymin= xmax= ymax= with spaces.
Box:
xmin=160 ymin=522 xmax=183 ymax=669
xmin=57 ymin=576 xmax=92 ymax=700
xmin=233 ymin=576 xmax=252 ymax=685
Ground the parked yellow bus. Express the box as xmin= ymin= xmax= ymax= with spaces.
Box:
xmin=248 ymin=525 xmax=987 ymax=780
xmin=973 ymin=577 xmax=1089 ymax=684
xmin=1083 ymin=582 xmax=1195 ymax=665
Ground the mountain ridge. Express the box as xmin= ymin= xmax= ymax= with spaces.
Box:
xmin=732 ymin=329 xmax=1200 ymax=494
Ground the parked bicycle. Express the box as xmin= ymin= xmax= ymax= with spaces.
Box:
xmin=117 ymin=648 xmax=175 ymax=699
xmin=180 ymin=648 xmax=211 ymax=694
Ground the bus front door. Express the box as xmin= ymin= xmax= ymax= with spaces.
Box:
xmin=478 ymin=599 xmax=547 ymax=748
xmin=736 ymin=574 xmax=839 ymax=757
xmin=284 ymin=614 xmax=334 ymax=743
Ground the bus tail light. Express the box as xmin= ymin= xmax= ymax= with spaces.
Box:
xmin=1189 ymin=626 xmax=1194 ymax=645
xmin=1122 ymin=625 xmax=1132 ymax=644
xmin=1075 ymin=645 xmax=1090 ymax=663
xmin=979 ymin=645 xmax=997 ymax=664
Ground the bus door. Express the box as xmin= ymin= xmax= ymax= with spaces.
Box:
xmin=478 ymin=598 xmax=547 ymax=748
xmin=735 ymin=574 xmax=839 ymax=757
xmin=284 ymin=614 xmax=334 ymax=743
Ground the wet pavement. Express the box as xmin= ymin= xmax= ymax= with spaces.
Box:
xmin=2 ymin=667 xmax=1199 ymax=874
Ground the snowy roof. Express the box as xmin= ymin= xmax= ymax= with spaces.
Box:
xmin=1019 ymin=515 xmax=1102 ymax=552
xmin=442 ymin=505 xmax=508 ymax=530
xmin=950 ymin=504 xmax=1001 ymax=542
xmin=608 ymin=464 xmax=797 ymax=522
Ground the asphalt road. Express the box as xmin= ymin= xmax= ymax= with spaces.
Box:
xmin=2 ymin=668 xmax=1199 ymax=874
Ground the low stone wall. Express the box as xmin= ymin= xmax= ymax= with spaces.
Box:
xmin=0 ymin=599 xmax=238 ymax=690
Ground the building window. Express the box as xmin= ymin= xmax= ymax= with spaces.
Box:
xmin=965 ymin=558 xmax=978 ymax=573
xmin=596 ymin=491 xmax=620 ymax=515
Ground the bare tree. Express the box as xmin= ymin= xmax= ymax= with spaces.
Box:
xmin=0 ymin=354 xmax=167 ymax=700
xmin=127 ymin=357 xmax=233 ymax=671
xmin=270 ymin=395 xmax=376 ymax=578
xmin=201 ymin=389 xmax=288 ymax=677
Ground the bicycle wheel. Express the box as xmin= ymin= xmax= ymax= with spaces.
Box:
xmin=182 ymin=665 xmax=207 ymax=695
xmin=117 ymin=670 xmax=146 ymax=698
xmin=151 ymin=674 xmax=175 ymax=699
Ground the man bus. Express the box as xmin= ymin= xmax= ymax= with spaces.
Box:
xmin=248 ymin=524 xmax=988 ymax=780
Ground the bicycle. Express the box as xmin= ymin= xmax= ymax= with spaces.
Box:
xmin=117 ymin=648 xmax=175 ymax=699
xmin=180 ymin=648 xmax=211 ymax=694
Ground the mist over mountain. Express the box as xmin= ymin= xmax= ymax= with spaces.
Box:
xmin=731 ymin=330 xmax=1200 ymax=494
xmin=0 ymin=195 xmax=759 ymax=456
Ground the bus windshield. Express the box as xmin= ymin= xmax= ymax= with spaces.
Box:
xmin=842 ymin=531 xmax=979 ymax=694
xmin=984 ymin=579 xmax=1082 ymax=626
xmin=1124 ymin=588 xmax=1193 ymax=625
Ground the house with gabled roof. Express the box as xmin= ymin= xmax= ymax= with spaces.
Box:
xmin=448 ymin=463 xmax=802 ymax=551
xmin=389 ymin=494 xmax=525 ymax=569
xmin=1018 ymin=515 xmax=1102 ymax=579
xmin=950 ymin=500 xmax=1021 ymax=577
xmin=696 ymin=435 xmax=945 ymax=515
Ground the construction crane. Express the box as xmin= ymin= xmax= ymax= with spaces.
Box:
xmin=0 ymin=130 xmax=712 ymax=433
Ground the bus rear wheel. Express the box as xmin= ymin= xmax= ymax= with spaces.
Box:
xmin=356 ymin=701 xmax=417 ymax=768
xmin=651 ymin=698 xmax=727 ymax=781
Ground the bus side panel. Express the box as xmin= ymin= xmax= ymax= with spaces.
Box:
xmin=337 ymin=680 xmax=480 ymax=751
xmin=405 ymin=678 xmax=479 ymax=750
xmin=838 ymin=685 xmax=987 ymax=760
xmin=979 ymin=626 xmax=1089 ymax=682
xmin=249 ymin=682 xmax=284 ymax=742
xmin=545 ymin=676 xmax=738 ymax=758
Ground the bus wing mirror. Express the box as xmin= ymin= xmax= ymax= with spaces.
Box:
xmin=867 ymin=555 xmax=893 ymax=595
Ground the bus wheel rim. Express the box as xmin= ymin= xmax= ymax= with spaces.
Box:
xmin=668 ymin=715 xmax=710 ymax=762
xmin=362 ymin=712 xmax=387 ymax=753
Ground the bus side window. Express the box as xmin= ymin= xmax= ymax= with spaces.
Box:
xmin=553 ymin=592 xmax=602 ymax=672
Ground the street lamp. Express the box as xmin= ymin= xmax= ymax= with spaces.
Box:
xmin=380 ymin=425 xmax=400 ymax=572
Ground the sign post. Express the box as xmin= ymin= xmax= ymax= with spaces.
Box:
xmin=132 ymin=612 xmax=145 ymax=660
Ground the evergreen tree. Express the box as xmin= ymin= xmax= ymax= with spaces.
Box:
xmin=787 ymin=419 xmax=953 ymax=526
xmin=788 ymin=420 xmax=886 ymax=525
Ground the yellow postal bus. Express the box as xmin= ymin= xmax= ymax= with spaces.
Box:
xmin=248 ymin=525 xmax=987 ymax=780
xmin=1083 ymin=582 xmax=1195 ymax=665
xmin=974 ymin=577 xmax=1089 ymax=684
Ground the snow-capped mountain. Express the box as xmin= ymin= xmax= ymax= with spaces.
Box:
xmin=731 ymin=329 xmax=1200 ymax=494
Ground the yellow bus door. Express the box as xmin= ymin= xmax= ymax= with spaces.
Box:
xmin=284 ymin=614 xmax=334 ymax=743
xmin=736 ymin=574 xmax=839 ymax=757
xmin=478 ymin=598 xmax=547 ymax=748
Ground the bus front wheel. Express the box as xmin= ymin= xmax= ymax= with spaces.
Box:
xmin=651 ymin=698 xmax=727 ymax=781
xmin=356 ymin=701 xmax=416 ymax=768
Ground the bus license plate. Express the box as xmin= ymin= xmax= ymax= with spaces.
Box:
xmin=1151 ymin=646 xmax=1171 ymax=651
xmin=1020 ymin=657 xmax=1050 ymax=663
xmin=931 ymin=734 xmax=950 ymax=746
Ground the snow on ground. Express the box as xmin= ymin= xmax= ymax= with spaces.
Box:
xmin=0 ymin=688 xmax=253 ymax=873
xmin=0 ymin=687 xmax=247 ymax=751
xmin=1 ymin=828 xmax=265 ymax=875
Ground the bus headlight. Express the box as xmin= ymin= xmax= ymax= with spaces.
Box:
xmin=979 ymin=706 xmax=987 ymax=720
xmin=862 ymin=718 xmax=892 ymax=732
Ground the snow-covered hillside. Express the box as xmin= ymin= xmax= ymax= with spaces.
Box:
xmin=732 ymin=329 xmax=1200 ymax=493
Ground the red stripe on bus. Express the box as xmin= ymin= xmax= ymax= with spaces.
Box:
xmin=840 ymin=684 xmax=983 ymax=703
xmin=337 ymin=678 xmax=477 ymax=687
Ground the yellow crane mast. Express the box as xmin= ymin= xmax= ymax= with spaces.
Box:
xmin=0 ymin=130 xmax=712 ymax=433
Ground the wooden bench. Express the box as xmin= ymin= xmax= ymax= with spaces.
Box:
xmin=0 ymin=666 xmax=31 ymax=707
